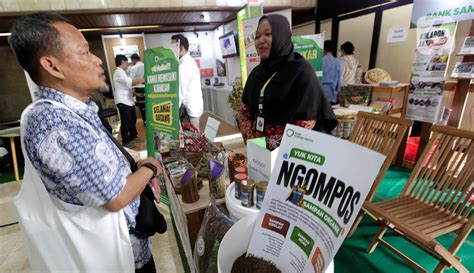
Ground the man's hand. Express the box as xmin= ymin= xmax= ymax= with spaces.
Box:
xmin=104 ymin=157 xmax=163 ymax=212
xmin=137 ymin=157 xmax=162 ymax=176
xmin=132 ymin=78 xmax=144 ymax=86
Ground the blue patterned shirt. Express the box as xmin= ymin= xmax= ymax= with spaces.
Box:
xmin=23 ymin=87 xmax=151 ymax=269
xmin=322 ymin=54 xmax=344 ymax=103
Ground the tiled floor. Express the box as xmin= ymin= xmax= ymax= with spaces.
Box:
xmin=0 ymin=181 xmax=183 ymax=273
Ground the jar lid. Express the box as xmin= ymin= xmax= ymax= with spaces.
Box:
xmin=256 ymin=181 xmax=268 ymax=191
xmin=234 ymin=173 xmax=248 ymax=180
xmin=244 ymin=180 xmax=255 ymax=188
xmin=235 ymin=166 xmax=247 ymax=173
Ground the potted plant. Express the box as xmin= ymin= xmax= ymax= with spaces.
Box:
xmin=227 ymin=82 xmax=243 ymax=129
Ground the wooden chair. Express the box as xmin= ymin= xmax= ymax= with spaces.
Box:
xmin=365 ymin=125 xmax=473 ymax=273
xmin=347 ymin=112 xmax=413 ymax=236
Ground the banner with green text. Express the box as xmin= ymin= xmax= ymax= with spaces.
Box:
xmin=247 ymin=124 xmax=385 ymax=273
xmin=411 ymin=0 xmax=473 ymax=28
xmin=144 ymin=45 xmax=180 ymax=157
xmin=292 ymin=34 xmax=325 ymax=82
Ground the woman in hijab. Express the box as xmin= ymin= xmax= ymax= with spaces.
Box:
xmin=240 ymin=14 xmax=337 ymax=150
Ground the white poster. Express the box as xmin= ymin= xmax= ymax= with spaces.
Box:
xmin=459 ymin=36 xmax=474 ymax=55
xmin=387 ymin=27 xmax=408 ymax=43
xmin=247 ymin=125 xmax=385 ymax=273
xmin=411 ymin=50 xmax=449 ymax=79
xmin=204 ymin=117 xmax=221 ymax=142
xmin=406 ymin=89 xmax=444 ymax=123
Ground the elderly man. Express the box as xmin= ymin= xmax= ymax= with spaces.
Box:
xmin=10 ymin=12 xmax=160 ymax=273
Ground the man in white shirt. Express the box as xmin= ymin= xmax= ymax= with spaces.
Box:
xmin=130 ymin=54 xmax=146 ymax=125
xmin=113 ymin=54 xmax=144 ymax=148
xmin=171 ymin=34 xmax=203 ymax=131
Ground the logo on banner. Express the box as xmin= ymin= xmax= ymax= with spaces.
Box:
xmin=416 ymin=15 xmax=455 ymax=55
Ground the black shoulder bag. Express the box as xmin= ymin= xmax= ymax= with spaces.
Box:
xmin=105 ymin=130 xmax=167 ymax=238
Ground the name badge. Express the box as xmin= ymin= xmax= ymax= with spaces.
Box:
xmin=256 ymin=116 xmax=265 ymax=133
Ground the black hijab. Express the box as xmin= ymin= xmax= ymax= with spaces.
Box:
xmin=242 ymin=14 xmax=337 ymax=133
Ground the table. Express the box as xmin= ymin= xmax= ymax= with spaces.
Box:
xmin=348 ymin=83 xmax=410 ymax=117
xmin=370 ymin=84 xmax=410 ymax=117
xmin=0 ymin=126 xmax=20 ymax=182
xmin=176 ymin=114 xmax=245 ymax=249
xmin=180 ymin=179 xmax=227 ymax=248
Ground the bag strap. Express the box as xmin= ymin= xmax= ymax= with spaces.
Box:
xmin=103 ymin=129 xmax=138 ymax=172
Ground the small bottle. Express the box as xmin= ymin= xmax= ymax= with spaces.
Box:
xmin=241 ymin=180 xmax=255 ymax=208
xmin=355 ymin=65 xmax=363 ymax=84
xmin=255 ymin=181 xmax=268 ymax=209
xmin=234 ymin=173 xmax=247 ymax=200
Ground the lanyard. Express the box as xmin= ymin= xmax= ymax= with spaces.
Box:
xmin=256 ymin=72 xmax=277 ymax=133
xmin=257 ymin=72 xmax=277 ymax=113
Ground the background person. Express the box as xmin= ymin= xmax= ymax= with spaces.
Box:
xmin=171 ymin=34 xmax=203 ymax=131
xmin=240 ymin=14 xmax=336 ymax=150
xmin=339 ymin=41 xmax=360 ymax=86
xmin=322 ymin=40 xmax=343 ymax=105
xmin=113 ymin=54 xmax=144 ymax=148
xmin=130 ymin=53 xmax=146 ymax=125
xmin=10 ymin=12 xmax=161 ymax=273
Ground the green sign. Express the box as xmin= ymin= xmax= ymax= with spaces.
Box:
xmin=237 ymin=7 xmax=249 ymax=87
xmin=144 ymin=46 xmax=180 ymax=157
xmin=292 ymin=34 xmax=324 ymax=82
xmin=290 ymin=148 xmax=325 ymax=166
xmin=290 ymin=226 xmax=314 ymax=257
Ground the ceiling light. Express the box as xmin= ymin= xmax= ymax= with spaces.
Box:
xmin=115 ymin=15 xmax=123 ymax=26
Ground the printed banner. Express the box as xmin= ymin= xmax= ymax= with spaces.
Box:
xmin=144 ymin=45 xmax=180 ymax=157
xmin=406 ymin=89 xmax=444 ymax=124
xmin=411 ymin=0 xmax=473 ymax=28
xmin=407 ymin=22 xmax=455 ymax=122
xmin=292 ymin=34 xmax=325 ymax=81
xmin=237 ymin=8 xmax=249 ymax=87
xmin=247 ymin=125 xmax=385 ymax=273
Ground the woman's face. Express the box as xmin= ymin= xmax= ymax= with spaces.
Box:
xmin=255 ymin=19 xmax=272 ymax=60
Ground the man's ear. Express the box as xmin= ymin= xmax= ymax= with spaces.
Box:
xmin=39 ymin=56 xmax=65 ymax=80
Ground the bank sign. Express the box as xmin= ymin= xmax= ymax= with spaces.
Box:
xmin=411 ymin=0 xmax=474 ymax=28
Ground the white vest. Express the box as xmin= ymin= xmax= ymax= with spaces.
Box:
xmin=14 ymin=99 xmax=135 ymax=273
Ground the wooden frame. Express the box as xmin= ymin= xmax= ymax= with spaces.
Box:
xmin=348 ymin=112 xmax=413 ymax=236
xmin=364 ymin=125 xmax=474 ymax=273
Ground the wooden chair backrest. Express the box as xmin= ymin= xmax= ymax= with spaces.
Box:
xmin=401 ymin=125 xmax=474 ymax=221
xmin=349 ymin=112 xmax=413 ymax=200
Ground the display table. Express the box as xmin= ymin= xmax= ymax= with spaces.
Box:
xmin=348 ymin=83 xmax=409 ymax=117
xmin=174 ymin=114 xmax=245 ymax=249
xmin=179 ymin=180 xmax=225 ymax=214
xmin=370 ymin=83 xmax=409 ymax=117
xmin=0 ymin=126 xmax=20 ymax=182
xmin=180 ymin=179 xmax=227 ymax=248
